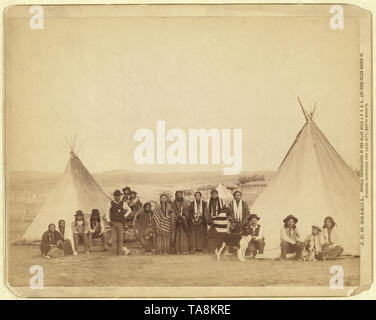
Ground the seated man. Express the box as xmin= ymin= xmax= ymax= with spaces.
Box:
xmin=40 ymin=223 xmax=65 ymax=259
xmin=71 ymin=210 xmax=90 ymax=255
xmin=242 ymin=214 xmax=265 ymax=258
xmin=88 ymin=209 xmax=109 ymax=251
xmin=280 ymin=214 xmax=303 ymax=260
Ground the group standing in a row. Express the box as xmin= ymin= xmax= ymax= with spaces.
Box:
xmin=40 ymin=187 xmax=344 ymax=261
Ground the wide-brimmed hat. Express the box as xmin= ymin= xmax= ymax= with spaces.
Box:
xmin=122 ymin=186 xmax=131 ymax=193
xmin=233 ymin=190 xmax=242 ymax=197
xmin=113 ymin=189 xmax=123 ymax=197
xmin=283 ymin=214 xmax=298 ymax=224
xmin=249 ymin=213 xmax=260 ymax=220
xmin=130 ymin=191 xmax=137 ymax=195
xmin=311 ymin=225 xmax=322 ymax=232
xmin=75 ymin=210 xmax=83 ymax=217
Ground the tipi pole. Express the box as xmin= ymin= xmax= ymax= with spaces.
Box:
xmin=297 ymin=96 xmax=309 ymax=122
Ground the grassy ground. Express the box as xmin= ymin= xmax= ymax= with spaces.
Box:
xmin=7 ymin=244 xmax=360 ymax=287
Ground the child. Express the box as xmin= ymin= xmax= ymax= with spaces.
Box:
xmin=303 ymin=225 xmax=324 ymax=261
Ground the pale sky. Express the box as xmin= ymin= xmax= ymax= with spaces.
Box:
xmin=5 ymin=5 xmax=360 ymax=174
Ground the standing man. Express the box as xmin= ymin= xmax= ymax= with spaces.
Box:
xmin=122 ymin=186 xmax=131 ymax=204
xmin=280 ymin=214 xmax=304 ymax=260
xmin=171 ymin=191 xmax=190 ymax=254
xmin=105 ymin=189 xmax=132 ymax=256
xmin=228 ymin=191 xmax=250 ymax=232
xmin=188 ymin=191 xmax=208 ymax=253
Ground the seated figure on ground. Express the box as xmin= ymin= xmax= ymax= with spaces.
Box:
xmin=280 ymin=214 xmax=303 ymax=260
xmin=88 ymin=209 xmax=109 ymax=251
xmin=303 ymin=225 xmax=324 ymax=261
xmin=241 ymin=214 xmax=265 ymax=258
xmin=321 ymin=216 xmax=344 ymax=259
xmin=57 ymin=219 xmax=74 ymax=256
xmin=40 ymin=223 xmax=66 ymax=258
xmin=71 ymin=210 xmax=90 ymax=255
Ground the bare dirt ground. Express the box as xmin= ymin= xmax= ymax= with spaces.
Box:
xmin=7 ymin=244 xmax=359 ymax=287
xmin=6 ymin=178 xmax=360 ymax=288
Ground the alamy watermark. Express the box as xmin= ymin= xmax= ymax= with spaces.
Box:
xmin=133 ymin=121 xmax=242 ymax=175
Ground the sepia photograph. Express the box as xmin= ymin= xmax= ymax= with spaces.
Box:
xmin=3 ymin=3 xmax=373 ymax=298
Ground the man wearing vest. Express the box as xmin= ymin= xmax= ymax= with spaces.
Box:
xmin=105 ymin=189 xmax=132 ymax=256
xmin=242 ymin=214 xmax=265 ymax=258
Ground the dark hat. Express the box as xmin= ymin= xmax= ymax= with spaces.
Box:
xmin=91 ymin=209 xmax=100 ymax=215
xmin=130 ymin=191 xmax=137 ymax=195
xmin=283 ymin=214 xmax=298 ymax=224
xmin=122 ymin=186 xmax=131 ymax=193
xmin=233 ymin=190 xmax=242 ymax=197
xmin=311 ymin=225 xmax=322 ymax=232
xmin=113 ymin=189 xmax=123 ymax=197
xmin=249 ymin=213 xmax=260 ymax=220
xmin=75 ymin=210 xmax=83 ymax=217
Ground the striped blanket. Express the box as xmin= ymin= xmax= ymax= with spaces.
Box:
xmin=212 ymin=211 xmax=229 ymax=233
xmin=152 ymin=203 xmax=172 ymax=235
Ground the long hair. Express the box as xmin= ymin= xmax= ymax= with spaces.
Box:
xmin=284 ymin=222 xmax=296 ymax=229
xmin=90 ymin=212 xmax=101 ymax=229
xmin=75 ymin=215 xmax=86 ymax=227
xmin=323 ymin=216 xmax=336 ymax=229
xmin=143 ymin=202 xmax=152 ymax=211
xmin=58 ymin=220 xmax=65 ymax=235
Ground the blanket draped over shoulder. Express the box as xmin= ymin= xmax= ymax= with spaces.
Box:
xmin=152 ymin=202 xmax=173 ymax=238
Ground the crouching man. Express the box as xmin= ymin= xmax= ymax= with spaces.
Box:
xmin=71 ymin=210 xmax=90 ymax=255
xmin=88 ymin=209 xmax=109 ymax=251
xmin=105 ymin=189 xmax=132 ymax=256
xmin=280 ymin=214 xmax=303 ymax=260
xmin=244 ymin=214 xmax=265 ymax=258
xmin=237 ymin=214 xmax=265 ymax=261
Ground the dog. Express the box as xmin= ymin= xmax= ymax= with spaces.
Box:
xmin=210 ymin=221 xmax=244 ymax=261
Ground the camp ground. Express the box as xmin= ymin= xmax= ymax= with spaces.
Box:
xmin=6 ymin=101 xmax=360 ymax=288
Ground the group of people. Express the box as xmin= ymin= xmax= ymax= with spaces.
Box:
xmin=40 ymin=186 xmax=344 ymax=261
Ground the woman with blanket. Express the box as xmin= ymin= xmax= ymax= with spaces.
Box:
xmin=205 ymin=189 xmax=229 ymax=252
xmin=41 ymin=223 xmax=70 ymax=258
xmin=153 ymin=194 xmax=173 ymax=254
xmin=188 ymin=191 xmax=208 ymax=253
xmin=321 ymin=216 xmax=344 ymax=259
xmin=227 ymin=191 xmax=251 ymax=232
xmin=171 ymin=191 xmax=191 ymax=254
xmin=57 ymin=220 xmax=74 ymax=255
xmin=134 ymin=202 xmax=155 ymax=254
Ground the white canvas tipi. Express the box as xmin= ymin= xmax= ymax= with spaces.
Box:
xmin=251 ymin=99 xmax=359 ymax=256
xmin=216 ymin=182 xmax=234 ymax=204
xmin=22 ymin=151 xmax=110 ymax=242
